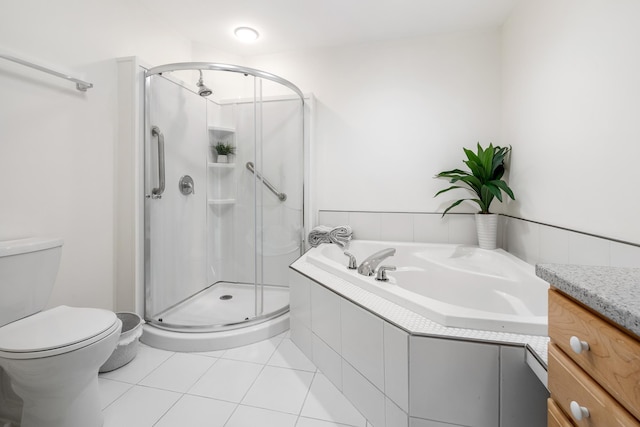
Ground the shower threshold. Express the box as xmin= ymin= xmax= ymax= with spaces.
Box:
xmin=148 ymin=281 xmax=289 ymax=332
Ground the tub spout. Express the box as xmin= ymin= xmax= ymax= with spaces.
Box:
xmin=357 ymin=248 xmax=396 ymax=276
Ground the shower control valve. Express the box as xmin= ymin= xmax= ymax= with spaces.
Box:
xmin=179 ymin=175 xmax=195 ymax=196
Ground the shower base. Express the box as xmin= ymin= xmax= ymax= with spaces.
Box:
xmin=140 ymin=282 xmax=290 ymax=352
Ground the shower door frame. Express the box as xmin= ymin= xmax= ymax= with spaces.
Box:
xmin=143 ymin=62 xmax=305 ymax=332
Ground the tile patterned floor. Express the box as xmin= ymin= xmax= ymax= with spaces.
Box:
xmin=99 ymin=332 xmax=371 ymax=427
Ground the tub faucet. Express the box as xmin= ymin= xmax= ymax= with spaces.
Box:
xmin=357 ymin=248 xmax=396 ymax=276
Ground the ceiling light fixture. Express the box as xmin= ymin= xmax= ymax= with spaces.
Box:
xmin=234 ymin=27 xmax=259 ymax=42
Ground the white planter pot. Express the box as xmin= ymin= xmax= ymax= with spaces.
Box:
xmin=475 ymin=213 xmax=499 ymax=250
xmin=216 ymin=154 xmax=228 ymax=163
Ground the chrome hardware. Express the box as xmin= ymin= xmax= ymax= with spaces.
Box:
xmin=151 ymin=126 xmax=165 ymax=199
xmin=357 ymin=248 xmax=396 ymax=276
xmin=0 ymin=51 xmax=94 ymax=91
xmin=179 ymin=175 xmax=195 ymax=195
xmin=344 ymin=251 xmax=357 ymax=269
xmin=376 ymin=265 xmax=396 ymax=282
xmin=246 ymin=162 xmax=287 ymax=202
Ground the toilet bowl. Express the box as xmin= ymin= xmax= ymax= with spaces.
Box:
xmin=0 ymin=238 xmax=122 ymax=427
xmin=0 ymin=306 xmax=122 ymax=427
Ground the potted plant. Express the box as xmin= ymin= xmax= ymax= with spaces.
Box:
xmin=434 ymin=143 xmax=515 ymax=249
xmin=214 ymin=142 xmax=236 ymax=163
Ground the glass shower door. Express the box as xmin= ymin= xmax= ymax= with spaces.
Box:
xmin=145 ymin=74 xmax=208 ymax=325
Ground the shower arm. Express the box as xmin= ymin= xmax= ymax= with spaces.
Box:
xmin=246 ymin=162 xmax=287 ymax=202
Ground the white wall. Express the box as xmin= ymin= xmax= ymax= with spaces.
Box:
xmin=502 ymin=0 xmax=640 ymax=245
xmin=247 ymin=29 xmax=503 ymax=214
xmin=0 ymin=0 xmax=191 ymax=310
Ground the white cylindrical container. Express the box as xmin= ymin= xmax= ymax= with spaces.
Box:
xmin=475 ymin=213 xmax=499 ymax=250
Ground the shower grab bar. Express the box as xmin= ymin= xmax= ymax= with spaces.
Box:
xmin=151 ymin=126 xmax=165 ymax=199
xmin=246 ymin=162 xmax=287 ymax=202
xmin=0 ymin=51 xmax=93 ymax=91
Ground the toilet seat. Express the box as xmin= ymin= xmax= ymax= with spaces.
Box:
xmin=0 ymin=305 xmax=120 ymax=360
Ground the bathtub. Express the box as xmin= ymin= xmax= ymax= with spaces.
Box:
xmin=305 ymin=240 xmax=549 ymax=336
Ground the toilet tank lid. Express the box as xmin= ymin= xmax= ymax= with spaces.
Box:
xmin=0 ymin=238 xmax=64 ymax=257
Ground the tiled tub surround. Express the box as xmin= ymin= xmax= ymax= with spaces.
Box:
xmin=289 ymin=257 xmax=550 ymax=427
xmin=317 ymin=211 xmax=640 ymax=268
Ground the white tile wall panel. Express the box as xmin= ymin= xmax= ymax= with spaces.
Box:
xmin=349 ymin=212 xmax=382 ymax=240
xmin=312 ymin=333 xmax=343 ymax=391
xmin=446 ymin=214 xmax=478 ymax=245
xmin=383 ymin=323 xmax=409 ymax=412
xmin=289 ymin=269 xmax=312 ymax=329
xmin=409 ymin=336 xmax=499 ymax=427
xmin=412 ymin=214 xmax=449 ymax=244
xmin=538 ymin=224 xmax=570 ymax=264
xmin=311 ymin=283 xmax=342 ymax=353
xmin=610 ymin=241 xmax=640 ymax=268
xmin=499 ymin=346 xmax=548 ymax=427
xmin=342 ymin=360 xmax=386 ymax=427
xmin=568 ymin=232 xmax=610 ymax=265
xmin=385 ymin=397 xmax=409 ymax=427
xmin=341 ymin=299 xmax=385 ymax=391
xmin=380 ymin=213 xmax=414 ymax=242
xmin=290 ymin=318 xmax=313 ymax=362
xmin=317 ymin=211 xmax=350 ymax=228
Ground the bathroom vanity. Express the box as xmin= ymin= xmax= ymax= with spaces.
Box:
xmin=537 ymin=265 xmax=640 ymax=426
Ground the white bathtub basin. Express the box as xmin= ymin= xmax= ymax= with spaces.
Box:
xmin=305 ymin=240 xmax=548 ymax=336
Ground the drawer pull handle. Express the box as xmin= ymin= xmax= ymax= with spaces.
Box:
xmin=570 ymin=401 xmax=590 ymax=420
xmin=569 ymin=336 xmax=590 ymax=354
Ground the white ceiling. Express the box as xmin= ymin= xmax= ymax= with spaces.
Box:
xmin=137 ymin=0 xmax=520 ymax=56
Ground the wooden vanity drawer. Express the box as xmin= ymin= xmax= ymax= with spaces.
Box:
xmin=549 ymin=289 xmax=640 ymax=420
xmin=548 ymin=398 xmax=574 ymax=427
xmin=548 ymin=344 xmax=640 ymax=426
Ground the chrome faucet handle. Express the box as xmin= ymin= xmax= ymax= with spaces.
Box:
xmin=344 ymin=251 xmax=357 ymax=269
xmin=375 ymin=265 xmax=396 ymax=282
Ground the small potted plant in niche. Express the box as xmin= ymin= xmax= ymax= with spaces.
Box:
xmin=214 ymin=142 xmax=235 ymax=163
xmin=434 ymin=143 xmax=515 ymax=249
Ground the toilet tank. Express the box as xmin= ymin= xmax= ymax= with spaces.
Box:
xmin=0 ymin=238 xmax=63 ymax=327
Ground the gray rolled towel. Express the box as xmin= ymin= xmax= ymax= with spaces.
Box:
xmin=329 ymin=226 xmax=353 ymax=247
xmin=308 ymin=225 xmax=353 ymax=248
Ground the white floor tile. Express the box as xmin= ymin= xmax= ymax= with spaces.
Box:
xmin=301 ymin=373 xmax=366 ymax=426
xmin=268 ymin=338 xmax=317 ymax=372
xmin=222 ymin=337 xmax=282 ymax=364
xmin=139 ymin=352 xmax=216 ymax=393
xmin=188 ymin=358 xmax=263 ymax=403
xmin=296 ymin=417 xmax=362 ymax=427
xmin=242 ymin=365 xmax=314 ymax=414
xmin=225 ymin=405 xmax=297 ymax=427
xmin=98 ymin=378 xmax=132 ymax=409
xmin=154 ymin=394 xmax=236 ymax=427
xmin=102 ymin=385 xmax=180 ymax=427
xmin=193 ymin=348 xmax=227 ymax=358
xmin=99 ymin=344 xmax=174 ymax=384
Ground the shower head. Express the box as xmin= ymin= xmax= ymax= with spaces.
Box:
xmin=196 ymin=70 xmax=213 ymax=97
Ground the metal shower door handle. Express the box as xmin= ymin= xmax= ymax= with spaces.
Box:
xmin=151 ymin=126 xmax=165 ymax=199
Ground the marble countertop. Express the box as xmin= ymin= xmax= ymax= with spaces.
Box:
xmin=536 ymin=264 xmax=640 ymax=337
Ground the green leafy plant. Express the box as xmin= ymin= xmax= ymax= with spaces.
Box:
xmin=434 ymin=143 xmax=515 ymax=216
xmin=214 ymin=142 xmax=236 ymax=156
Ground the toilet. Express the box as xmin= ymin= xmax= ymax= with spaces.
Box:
xmin=0 ymin=238 xmax=122 ymax=427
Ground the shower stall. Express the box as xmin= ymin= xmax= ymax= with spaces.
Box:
xmin=140 ymin=63 xmax=305 ymax=351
